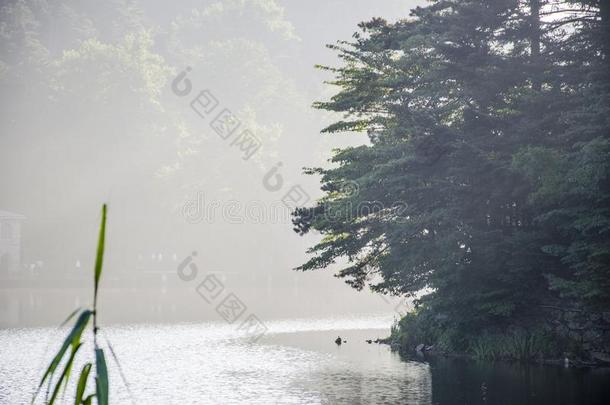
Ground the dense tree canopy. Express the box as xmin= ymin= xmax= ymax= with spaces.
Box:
xmin=294 ymin=0 xmax=610 ymax=346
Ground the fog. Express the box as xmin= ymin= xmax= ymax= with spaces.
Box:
xmin=0 ymin=0 xmax=424 ymax=327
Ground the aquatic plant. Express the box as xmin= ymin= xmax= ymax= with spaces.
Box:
xmin=32 ymin=205 xmax=112 ymax=404
xmin=471 ymin=335 xmax=505 ymax=361
xmin=471 ymin=330 xmax=556 ymax=361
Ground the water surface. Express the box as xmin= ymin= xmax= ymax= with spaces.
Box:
xmin=1 ymin=315 xmax=608 ymax=404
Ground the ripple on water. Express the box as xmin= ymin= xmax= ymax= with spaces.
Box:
xmin=0 ymin=316 xmax=430 ymax=404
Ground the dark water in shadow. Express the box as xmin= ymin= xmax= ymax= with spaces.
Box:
xmin=426 ymin=357 xmax=610 ymax=405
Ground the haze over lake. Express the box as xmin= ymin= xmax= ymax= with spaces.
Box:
xmin=2 ymin=0 xmax=610 ymax=404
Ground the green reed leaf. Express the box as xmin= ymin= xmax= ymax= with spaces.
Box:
xmin=74 ymin=363 xmax=92 ymax=405
xmin=60 ymin=307 xmax=83 ymax=328
xmin=94 ymin=204 xmax=107 ymax=304
xmin=95 ymin=348 xmax=109 ymax=405
xmin=48 ymin=342 xmax=83 ymax=404
xmin=82 ymin=394 xmax=95 ymax=405
xmin=32 ymin=310 xmax=92 ymax=403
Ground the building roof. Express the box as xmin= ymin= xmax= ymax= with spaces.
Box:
xmin=0 ymin=210 xmax=26 ymax=220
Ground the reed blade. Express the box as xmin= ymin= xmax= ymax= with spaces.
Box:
xmin=94 ymin=204 xmax=107 ymax=304
xmin=95 ymin=348 xmax=109 ymax=405
xmin=74 ymin=363 xmax=92 ymax=405
xmin=32 ymin=310 xmax=92 ymax=403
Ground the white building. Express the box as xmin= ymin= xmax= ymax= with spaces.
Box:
xmin=0 ymin=210 xmax=25 ymax=273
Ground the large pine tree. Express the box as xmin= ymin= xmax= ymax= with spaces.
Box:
xmin=294 ymin=0 xmax=610 ymax=352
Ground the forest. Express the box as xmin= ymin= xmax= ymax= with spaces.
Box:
xmin=293 ymin=0 xmax=610 ymax=363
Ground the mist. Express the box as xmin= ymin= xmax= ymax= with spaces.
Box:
xmin=0 ymin=0 xmax=423 ymax=327
xmin=3 ymin=1 xmax=610 ymax=404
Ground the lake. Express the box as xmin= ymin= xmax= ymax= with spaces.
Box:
xmin=1 ymin=315 xmax=609 ymax=404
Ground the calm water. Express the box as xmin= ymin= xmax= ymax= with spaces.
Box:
xmin=1 ymin=315 xmax=609 ymax=404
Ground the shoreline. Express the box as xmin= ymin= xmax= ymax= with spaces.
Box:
xmin=379 ymin=337 xmax=610 ymax=369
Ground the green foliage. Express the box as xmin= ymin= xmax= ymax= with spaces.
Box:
xmin=471 ymin=330 xmax=558 ymax=362
xmin=95 ymin=349 xmax=109 ymax=405
xmin=34 ymin=310 xmax=92 ymax=401
xmin=391 ymin=306 xmax=470 ymax=355
xmin=33 ymin=205 xmax=112 ymax=404
xmin=295 ymin=0 xmax=610 ymax=352
xmin=94 ymin=205 xmax=107 ymax=306
xmin=392 ymin=308 xmax=560 ymax=361
xmin=75 ymin=364 xmax=92 ymax=405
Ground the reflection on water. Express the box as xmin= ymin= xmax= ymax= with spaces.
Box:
xmin=428 ymin=357 xmax=610 ymax=405
xmin=263 ymin=329 xmax=432 ymax=404
xmin=0 ymin=316 xmax=608 ymax=404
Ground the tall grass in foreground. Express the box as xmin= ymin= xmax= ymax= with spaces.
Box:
xmin=32 ymin=205 xmax=111 ymax=405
